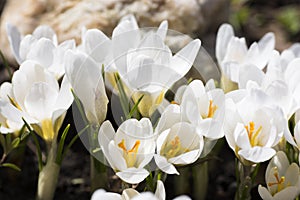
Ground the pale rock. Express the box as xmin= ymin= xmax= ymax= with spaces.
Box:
xmin=0 ymin=0 xmax=229 ymax=64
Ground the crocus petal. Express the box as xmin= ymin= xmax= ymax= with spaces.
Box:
xmin=216 ymin=23 xmax=234 ymax=63
xmin=170 ymin=39 xmax=201 ymax=76
xmin=27 ymin=38 xmax=55 ymax=68
xmin=116 ymin=168 xmax=149 ymax=184
xmin=6 ymin=23 xmax=22 ymax=64
xmin=168 ymin=149 xmax=201 ymax=165
xmin=155 ymin=180 xmax=166 ymax=200
xmin=258 ymin=185 xmax=273 ymax=200
xmin=108 ymin=142 xmax=127 ymax=171
xmin=122 ymin=188 xmax=140 ymax=200
xmin=24 ymin=82 xmax=58 ymax=120
xmin=238 ymin=146 xmax=276 ymax=163
xmin=32 ymin=25 xmax=57 ymax=45
xmin=154 ymin=154 xmax=179 ymax=175
xmin=91 ymin=189 xmax=122 ymax=200
xmin=54 ymin=76 xmax=73 ymax=111
xmin=238 ymin=63 xmax=265 ymax=89
xmin=156 ymin=20 xmax=168 ymax=40
xmin=273 ymin=187 xmax=299 ymax=200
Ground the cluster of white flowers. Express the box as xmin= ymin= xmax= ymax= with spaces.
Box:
xmin=1 ymin=14 xmax=300 ymax=200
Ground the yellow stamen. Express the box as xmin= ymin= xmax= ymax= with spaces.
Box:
xmin=170 ymin=100 xmax=179 ymax=105
xmin=207 ymin=100 xmax=218 ymax=118
xmin=245 ymin=121 xmax=262 ymax=147
xmin=268 ymin=168 xmax=286 ymax=193
xmin=118 ymin=139 xmax=141 ymax=167
xmin=161 ymin=136 xmax=189 ymax=159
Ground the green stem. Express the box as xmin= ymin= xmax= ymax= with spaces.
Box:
xmin=235 ymin=161 xmax=253 ymax=200
xmin=36 ymin=140 xmax=60 ymax=200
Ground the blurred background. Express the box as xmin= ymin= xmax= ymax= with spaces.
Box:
xmin=0 ymin=0 xmax=299 ymax=199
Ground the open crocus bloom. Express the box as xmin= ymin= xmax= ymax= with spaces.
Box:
xmin=0 ymin=60 xmax=73 ymax=141
xmin=258 ymin=151 xmax=300 ymax=200
xmin=6 ymin=24 xmax=75 ymax=79
xmin=98 ymin=118 xmax=156 ymax=184
xmin=216 ymin=23 xmax=274 ymax=83
xmin=91 ymin=180 xmax=191 ymax=200
xmin=154 ymin=122 xmax=203 ymax=175
xmin=181 ymin=79 xmax=225 ymax=140
xmin=64 ymin=50 xmax=108 ymax=125
xmin=225 ymin=87 xmax=287 ymax=164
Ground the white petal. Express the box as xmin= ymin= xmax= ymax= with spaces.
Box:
xmin=168 ymin=149 xmax=201 ymax=165
xmin=156 ymin=104 xmax=182 ymax=133
xmin=156 ymin=20 xmax=168 ymax=40
xmin=238 ymin=63 xmax=265 ymax=89
xmin=216 ymin=24 xmax=234 ymax=63
xmin=91 ymin=189 xmax=122 ymax=200
xmin=154 ymin=154 xmax=179 ymax=175
xmin=155 ymin=180 xmax=166 ymax=200
xmin=108 ymin=142 xmax=127 ymax=171
xmin=54 ymin=76 xmax=73 ymax=111
xmin=238 ymin=146 xmax=276 ymax=163
xmin=32 ymin=25 xmax=57 ymax=45
xmin=6 ymin=23 xmax=22 ymax=64
xmin=273 ymin=187 xmax=299 ymax=200
xmin=173 ymin=196 xmax=192 ymax=200
xmin=233 ymin=123 xmax=251 ymax=149
xmin=170 ymin=39 xmax=201 ymax=76
xmin=27 ymin=38 xmax=55 ymax=68
xmin=19 ymin=35 xmax=37 ymax=62
xmin=24 ymin=82 xmax=58 ymax=120
xmin=258 ymin=185 xmax=273 ymax=200
xmin=116 ymin=168 xmax=149 ymax=184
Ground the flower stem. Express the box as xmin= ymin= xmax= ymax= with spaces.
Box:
xmin=36 ymin=140 xmax=60 ymax=200
xmin=235 ymin=160 xmax=254 ymax=200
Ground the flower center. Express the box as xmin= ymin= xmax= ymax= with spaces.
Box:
xmin=245 ymin=121 xmax=262 ymax=147
xmin=118 ymin=139 xmax=141 ymax=168
xmin=207 ymin=100 xmax=217 ymax=118
xmin=268 ymin=167 xmax=286 ymax=194
xmin=161 ymin=136 xmax=189 ymax=159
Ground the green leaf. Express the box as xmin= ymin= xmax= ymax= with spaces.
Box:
xmin=114 ymin=73 xmax=130 ymax=119
xmin=1 ymin=163 xmax=21 ymax=171
xmin=56 ymin=124 xmax=70 ymax=165
xmin=127 ymin=94 xmax=143 ymax=119
xmin=11 ymin=138 xmax=20 ymax=149
xmin=20 ymin=131 xmax=30 ymax=141
xmin=71 ymin=89 xmax=89 ymax=125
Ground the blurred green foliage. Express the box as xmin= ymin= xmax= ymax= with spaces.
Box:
xmin=277 ymin=6 xmax=300 ymax=36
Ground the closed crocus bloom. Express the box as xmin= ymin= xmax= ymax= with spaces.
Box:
xmin=6 ymin=24 xmax=75 ymax=79
xmin=0 ymin=61 xmax=73 ymax=141
xmin=181 ymin=79 xmax=225 ymax=140
xmin=154 ymin=122 xmax=203 ymax=175
xmin=98 ymin=118 xmax=156 ymax=184
xmin=64 ymin=50 xmax=108 ymax=125
xmin=216 ymin=23 xmax=274 ymax=87
xmin=225 ymin=87 xmax=287 ymax=164
xmin=119 ymin=33 xmax=201 ymax=117
xmin=258 ymin=151 xmax=300 ymax=200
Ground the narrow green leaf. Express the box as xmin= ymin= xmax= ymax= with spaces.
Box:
xmin=1 ymin=163 xmax=21 ymax=171
xmin=127 ymin=95 xmax=143 ymax=119
xmin=71 ymin=89 xmax=89 ymax=125
xmin=114 ymin=73 xmax=130 ymax=118
xmin=0 ymin=134 xmax=7 ymax=153
xmin=56 ymin=124 xmax=70 ymax=165
xmin=11 ymin=137 xmax=20 ymax=149
xmin=61 ymin=124 xmax=90 ymax=160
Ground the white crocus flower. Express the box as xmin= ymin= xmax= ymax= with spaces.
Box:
xmin=64 ymin=50 xmax=108 ymax=125
xmin=258 ymin=151 xmax=300 ymax=200
xmin=216 ymin=23 xmax=274 ymax=83
xmin=0 ymin=82 xmax=24 ymax=133
xmin=181 ymin=79 xmax=225 ymax=140
xmin=225 ymin=87 xmax=286 ymax=164
xmin=0 ymin=61 xmax=73 ymax=141
xmin=91 ymin=180 xmax=191 ymax=200
xmin=98 ymin=118 xmax=156 ymax=184
xmin=6 ymin=24 xmax=75 ymax=79
xmin=154 ymin=122 xmax=203 ymax=175
xmin=119 ymin=33 xmax=201 ymax=117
